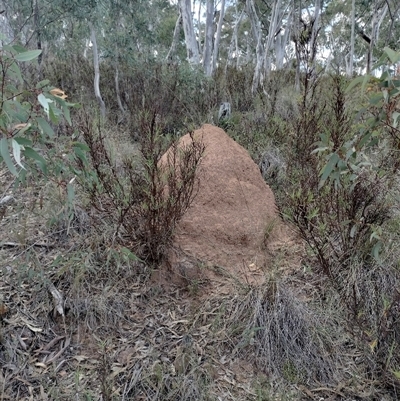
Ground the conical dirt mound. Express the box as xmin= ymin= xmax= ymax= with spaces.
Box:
xmin=165 ymin=124 xmax=282 ymax=286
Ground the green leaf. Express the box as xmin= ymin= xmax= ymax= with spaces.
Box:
xmin=12 ymin=45 xmax=27 ymax=53
xmin=72 ymin=142 xmax=90 ymax=151
xmin=15 ymin=50 xmax=42 ymax=62
xmin=14 ymin=137 xmax=32 ymax=146
xmin=11 ymin=139 xmax=25 ymax=169
xmin=346 ymin=75 xmax=369 ymax=93
xmin=358 ymin=132 xmax=372 ymax=148
xmin=6 ymin=84 xmax=18 ymax=94
xmin=37 ymin=117 xmax=55 ymax=138
xmin=372 ymin=241 xmax=382 ymax=261
xmin=36 ymin=79 xmax=50 ymax=89
xmin=361 ymin=75 xmax=371 ymax=94
xmin=67 ymin=182 xmax=75 ymax=205
xmin=393 ymin=112 xmax=400 ymax=129
xmin=8 ymin=62 xmax=23 ymax=83
xmin=49 ymin=104 xmax=58 ymax=124
xmin=383 ymin=47 xmax=400 ymax=64
xmin=50 ymin=102 xmax=62 ymax=119
xmin=319 ymin=153 xmax=339 ymax=189
xmin=121 ymin=247 xmax=139 ymax=261
xmin=369 ymin=93 xmax=383 ymax=105
xmin=0 ymin=138 xmax=18 ymax=175
xmin=380 ymin=71 xmax=390 ymax=82
xmin=392 ymin=370 xmax=400 ymax=380
xmin=62 ymin=104 xmax=72 ymax=125
xmin=23 ymin=146 xmax=47 ymax=174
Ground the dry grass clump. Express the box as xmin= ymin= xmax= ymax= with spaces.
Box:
xmin=233 ymin=280 xmax=342 ymax=385
xmin=340 ymin=257 xmax=400 ymax=385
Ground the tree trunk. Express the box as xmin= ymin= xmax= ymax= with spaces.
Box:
xmin=115 ymin=66 xmax=125 ymax=114
xmin=90 ymin=24 xmax=106 ymax=119
xmin=197 ymin=0 xmax=203 ymax=56
xmin=166 ymin=12 xmax=182 ymax=63
xmin=0 ymin=5 xmax=14 ymax=45
xmin=294 ymin=5 xmax=301 ymax=92
xmin=34 ymin=0 xmax=42 ymax=79
xmin=309 ymin=0 xmax=321 ymax=69
xmin=367 ymin=1 xmax=388 ymax=74
xmin=264 ymin=0 xmax=283 ymax=75
xmin=246 ymin=0 xmax=264 ymax=93
xmin=226 ymin=6 xmax=244 ymax=70
xmin=348 ymin=0 xmax=355 ymax=77
xmin=211 ymin=0 xmax=225 ymax=75
xmin=277 ymin=9 xmax=291 ymax=70
xmin=203 ymin=0 xmax=214 ymax=75
xmin=385 ymin=2 xmax=400 ymax=47
xmin=179 ymin=0 xmax=200 ymax=65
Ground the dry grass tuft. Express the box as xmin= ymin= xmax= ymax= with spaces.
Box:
xmin=230 ymin=280 xmax=342 ymax=384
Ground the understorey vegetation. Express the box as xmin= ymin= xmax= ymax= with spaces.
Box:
xmin=1 ymin=40 xmax=400 ymax=400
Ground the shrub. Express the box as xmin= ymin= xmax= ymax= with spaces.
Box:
xmin=78 ymin=110 xmax=205 ymax=264
xmin=282 ymin=49 xmax=400 ymax=391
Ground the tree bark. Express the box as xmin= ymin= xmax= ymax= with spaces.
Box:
xmin=179 ymin=0 xmax=200 ymax=65
xmin=166 ymin=12 xmax=182 ymax=63
xmin=226 ymin=6 xmax=244 ymax=70
xmin=246 ymin=0 xmax=264 ymax=93
xmin=348 ymin=0 xmax=355 ymax=77
xmin=114 ymin=66 xmax=125 ymax=114
xmin=309 ymin=0 xmax=321 ymax=69
xmin=367 ymin=1 xmax=388 ymax=74
xmin=90 ymin=24 xmax=106 ymax=119
xmin=203 ymin=0 xmax=215 ymax=75
xmin=264 ymin=0 xmax=283 ymax=75
xmin=0 ymin=1 xmax=14 ymax=45
xmin=384 ymin=2 xmax=400 ymax=47
xmin=197 ymin=0 xmax=203 ymax=56
xmin=279 ymin=9 xmax=292 ymax=70
xmin=34 ymin=0 xmax=42 ymax=79
xmin=211 ymin=0 xmax=226 ymax=75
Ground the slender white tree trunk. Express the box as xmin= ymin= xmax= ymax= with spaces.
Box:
xmin=367 ymin=1 xmax=388 ymax=74
xmin=180 ymin=0 xmax=200 ymax=65
xmin=348 ymin=0 xmax=356 ymax=77
xmin=166 ymin=12 xmax=182 ymax=63
xmin=211 ymin=0 xmax=226 ymax=74
xmin=309 ymin=0 xmax=321 ymax=69
xmin=197 ymin=0 xmax=203 ymax=56
xmin=90 ymin=24 xmax=106 ymax=118
xmin=203 ymin=0 xmax=215 ymax=75
xmin=274 ymin=32 xmax=285 ymax=70
xmin=115 ymin=66 xmax=125 ymax=114
xmin=276 ymin=9 xmax=291 ymax=70
xmin=264 ymin=0 xmax=283 ymax=75
xmin=226 ymin=7 xmax=244 ymax=69
xmin=246 ymin=0 xmax=264 ymax=93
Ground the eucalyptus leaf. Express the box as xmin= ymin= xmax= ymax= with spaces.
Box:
xmin=383 ymin=47 xmax=400 ymax=64
xmin=15 ymin=50 xmax=42 ymax=62
xmin=23 ymin=146 xmax=47 ymax=174
xmin=37 ymin=117 xmax=55 ymax=137
xmin=319 ymin=153 xmax=340 ymax=189
xmin=0 ymin=138 xmax=18 ymax=175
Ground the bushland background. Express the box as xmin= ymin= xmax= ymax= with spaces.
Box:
xmin=1 ymin=1 xmax=400 ymax=399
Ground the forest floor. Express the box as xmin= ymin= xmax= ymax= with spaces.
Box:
xmin=0 ymin=125 xmax=392 ymax=400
